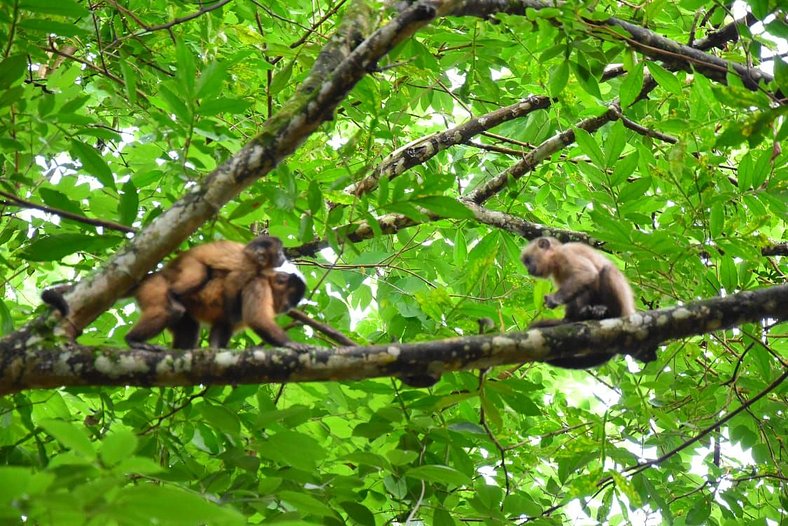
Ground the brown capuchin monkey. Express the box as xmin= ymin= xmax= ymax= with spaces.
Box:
xmin=125 ymin=235 xmax=308 ymax=351
xmin=520 ymin=237 xmax=656 ymax=369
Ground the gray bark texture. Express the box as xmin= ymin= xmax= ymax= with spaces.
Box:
xmin=2 ymin=285 xmax=784 ymax=395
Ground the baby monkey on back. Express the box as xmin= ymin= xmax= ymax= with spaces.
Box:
xmin=521 ymin=237 xmax=656 ymax=368
xmin=125 ymin=235 xmax=307 ymax=351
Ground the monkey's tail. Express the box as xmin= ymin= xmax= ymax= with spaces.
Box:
xmin=41 ymin=284 xmax=73 ymax=316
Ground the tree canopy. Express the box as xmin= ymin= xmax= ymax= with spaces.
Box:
xmin=0 ymin=0 xmax=786 ymax=524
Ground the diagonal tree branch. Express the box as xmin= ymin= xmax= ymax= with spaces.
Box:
xmin=2 ymin=284 xmax=785 ymax=395
xmin=692 ymin=13 xmax=758 ymax=51
xmin=344 ymin=95 xmax=552 ymax=196
xmin=444 ymin=0 xmax=774 ymax=93
xmin=465 ymin=102 xmax=622 ymax=204
xmin=47 ymin=0 xmax=441 ymax=338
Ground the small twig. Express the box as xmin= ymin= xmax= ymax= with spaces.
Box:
xmin=140 ymin=387 xmax=208 ymax=435
xmin=762 ymin=243 xmax=788 ymax=257
xmin=611 ymin=106 xmax=678 ymax=144
xmin=623 ymin=369 xmax=788 ymax=478
xmin=465 ymin=140 xmax=526 ymax=156
xmin=0 ymin=190 xmax=136 ymax=234
xmin=287 ymin=309 xmax=357 ymax=346
xmin=139 ymin=0 xmax=231 ymax=33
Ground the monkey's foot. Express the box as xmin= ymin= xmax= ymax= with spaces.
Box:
xmin=578 ymin=305 xmax=608 ymax=319
xmin=544 ymin=294 xmax=560 ymax=309
xmin=284 ymin=342 xmax=312 ymax=354
xmin=399 ymin=373 xmax=441 ymax=388
xmin=127 ymin=342 xmax=168 ymax=352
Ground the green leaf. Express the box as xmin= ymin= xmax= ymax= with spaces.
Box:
xmin=406 ymin=465 xmax=472 ymax=487
xmin=196 ymin=97 xmax=252 ymax=116
xmin=18 ymin=18 xmax=89 ymax=37
xmin=270 ymin=62 xmax=293 ymax=94
xmin=549 ymin=61 xmax=570 ymax=96
xmin=647 ymin=62 xmax=682 ymax=94
xmin=0 ymin=55 xmax=27 ymax=90
xmin=503 ymin=493 xmax=542 ymax=516
xmin=19 ymin=0 xmax=89 ymax=17
xmin=619 ymin=177 xmax=651 ymax=203
xmin=0 ymin=300 xmax=13 ymax=336
xmin=39 ymin=419 xmax=96 ymax=459
xmin=200 ymin=403 xmax=241 ymax=435
xmin=571 ymin=61 xmax=602 ymax=98
xmin=100 ymin=430 xmax=138 ymax=467
xmin=21 ymin=233 xmax=121 ymax=261
xmin=340 ymin=501 xmax=375 ymax=525
xmin=774 ymin=57 xmax=788 ymax=93
xmin=157 ymin=83 xmax=191 ymax=123
xmin=114 ymin=485 xmax=245 ymax=525
xmin=308 ymin=180 xmax=323 ymax=214
xmin=258 ymin=431 xmax=325 ymax=471
xmin=119 ymin=59 xmax=139 ymax=105
xmin=620 ymin=62 xmax=644 ymax=107
xmin=196 ymin=61 xmax=228 ymax=100
xmin=118 ymin=180 xmax=138 ymax=226
xmin=719 ymin=256 xmax=737 ymax=291
xmin=69 ymin=140 xmax=115 ymax=189
xmin=114 ymin=456 xmax=164 ymax=476
xmin=278 ymin=490 xmax=335 ymax=517
xmin=175 ymin=40 xmax=196 ymax=96
xmin=750 ymin=149 xmax=771 ymax=189
xmin=709 ymin=203 xmax=723 ymax=238
xmin=604 ymin=121 xmax=627 ymax=168
xmin=686 ymin=497 xmax=711 ymax=525
xmin=574 ymin=128 xmax=605 ymax=168
xmin=611 ymin=151 xmax=639 ymax=186
xmin=412 ymin=196 xmax=474 ymax=219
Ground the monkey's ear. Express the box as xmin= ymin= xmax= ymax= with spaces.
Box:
xmin=537 ymin=238 xmax=550 ymax=250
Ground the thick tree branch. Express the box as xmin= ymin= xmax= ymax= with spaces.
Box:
xmin=445 ymin=0 xmax=774 ymax=93
xmin=692 ymin=13 xmax=758 ymax=51
xmin=286 ymin=201 xmax=596 ymax=258
xmin=46 ymin=0 xmax=440 ymax=338
xmin=2 ymin=285 xmax=785 ymax=395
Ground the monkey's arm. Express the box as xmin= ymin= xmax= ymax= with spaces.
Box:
xmin=242 ymin=278 xmax=292 ymax=346
xmin=165 ymin=256 xmax=212 ymax=297
xmin=125 ymin=274 xmax=185 ymax=348
xmin=545 ymin=257 xmax=598 ymax=308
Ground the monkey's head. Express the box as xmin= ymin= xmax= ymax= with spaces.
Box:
xmin=245 ymin=236 xmax=286 ymax=269
xmin=520 ymin=237 xmax=559 ymax=277
xmin=269 ymin=271 xmax=306 ymax=313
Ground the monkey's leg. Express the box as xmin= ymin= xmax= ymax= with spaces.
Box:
xmin=168 ymin=259 xmax=211 ymax=297
xmin=126 ymin=308 xmax=179 ymax=348
xmin=170 ymin=315 xmax=200 ymax=349
xmin=208 ymin=322 xmax=233 ymax=348
xmin=544 ymin=270 xmax=597 ymax=309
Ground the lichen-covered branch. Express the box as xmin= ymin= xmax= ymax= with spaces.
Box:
xmin=466 ymin=102 xmax=622 ymax=204
xmin=287 ymin=201 xmax=595 ymax=258
xmin=344 ymin=95 xmax=552 ymax=196
xmin=445 ymin=0 xmax=774 ymax=93
xmin=2 ymin=285 xmax=784 ymax=395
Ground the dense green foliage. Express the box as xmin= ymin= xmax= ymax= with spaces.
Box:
xmin=0 ymin=0 xmax=786 ymax=524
